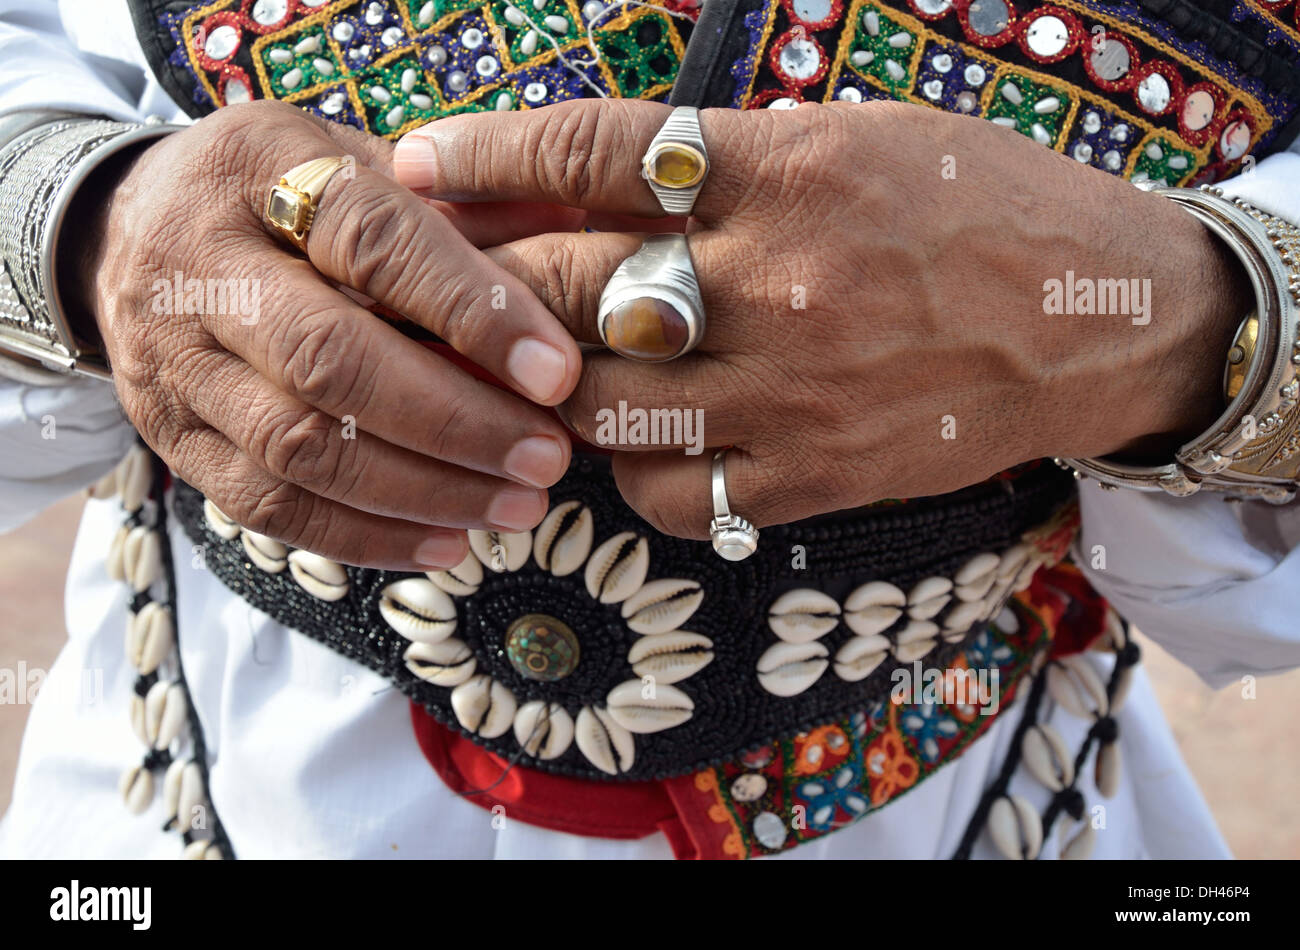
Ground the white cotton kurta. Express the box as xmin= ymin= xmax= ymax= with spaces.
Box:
xmin=1 ymin=0 xmax=1297 ymax=860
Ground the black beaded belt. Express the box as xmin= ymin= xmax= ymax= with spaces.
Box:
xmin=172 ymin=457 xmax=1075 ymax=781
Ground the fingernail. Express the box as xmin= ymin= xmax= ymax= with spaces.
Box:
xmin=414 ymin=532 xmax=468 ymax=570
xmin=507 ymin=338 xmax=569 ymax=404
xmin=504 ymin=435 xmax=568 ymax=488
xmin=393 ymin=135 xmax=436 ymax=190
xmin=488 ymin=486 xmax=547 ymax=531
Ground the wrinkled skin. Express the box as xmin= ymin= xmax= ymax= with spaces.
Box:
xmin=395 ymin=98 xmax=1248 ymax=539
xmin=73 ymin=100 xmax=596 ymax=569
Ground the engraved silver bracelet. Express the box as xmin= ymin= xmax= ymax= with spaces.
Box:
xmin=0 ymin=114 xmax=180 ymax=380
xmin=1059 ymin=185 xmax=1300 ymax=504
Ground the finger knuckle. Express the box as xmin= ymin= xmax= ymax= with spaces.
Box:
xmin=233 ymin=480 xmax=312 ymax=543
xmin=253 ymin=406 xmax=345 ymax=489
xmin=321 ymin=179 xmax=413 ymax=295
xmin=541 ymin=102 xmax=603 ymax=204
xmin=278 ymin=314 xmax=366 ymax=410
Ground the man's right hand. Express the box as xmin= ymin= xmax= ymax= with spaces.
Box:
xmin=73 ymin=100 xmax=585 ymax=570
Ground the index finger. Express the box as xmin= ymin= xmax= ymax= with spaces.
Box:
xmin=392 ymin=99 xmax=759 ymax=224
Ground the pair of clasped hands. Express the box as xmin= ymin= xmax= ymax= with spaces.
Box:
xmin=76 ymin=97 xmax=1245 ymax=569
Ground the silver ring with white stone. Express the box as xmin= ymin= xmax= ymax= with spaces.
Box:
xmin=641 ymin=106 xmax=709 ymax=216
xmin=710 ymin=449 xmax=759 ymax=561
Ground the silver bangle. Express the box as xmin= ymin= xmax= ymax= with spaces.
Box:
xmin=1060 ymin=185 xmax=1300 ymax=504
xmin=0 ymin=116 xmax=180 ymax=379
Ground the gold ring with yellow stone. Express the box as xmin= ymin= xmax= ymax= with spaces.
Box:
xmin=640 ymin=106 xmax=710 ymax=216
xmin=265 ymin=156 xmax=352 ymax=253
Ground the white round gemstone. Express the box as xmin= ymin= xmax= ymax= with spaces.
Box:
xmin=333 ymin=22 xmax=355 ymax=42
xmin=923 ymin=79 xmax=943 ymax=100
xmin=427 ymin=45 xmax=447 ymax=66
xmin=1137 ymin=73 xmax=1171 ymax=114
xmin=779 ymin=37 xmax=821 ymax=81
xmin=752 ymin=811 xmax=787 ymax=849
xmin=462 ymin=27 xmax=484 ymax=49
xmin=931 ymin=53 xmax=953 ymax=73
xmin=523 ymin=81 xmax=547 ymax=102
xmin=583 ymin=1 xmax=606 ymax=21
xmin=321 ymin=92 xmax=346 ymax=115
xmin=204 ymin=24 xmax=240 ymax=60
xmin=1072 ymin=143 xmax=1093 ymax=163
xmin=366 ymin=1 xmax=385 ymax=25
xmin=964 ymin=63 xmax=986 ymax=86
xmin=447 ymin=70 xmax=468 ymax=92
xmin=252 ymin=0 xmax=289 ymax=26
xmin=837 ymin=86 xmax=863 ymax=102
xmin=767 ymin=97 xmax=798 ymax=110
xmin=381 ymin=26 xmax=403 ymax=47
xmin=1024 ymin=14 xmax=1069 ymax=58
xmin=475 ymin=55 xmax=499 ymax=77
xmin=1103 ymin=149 xmax=1122 ymax=170
xmin=223 ymin=77 xmax=253 ymax=104
xmin=792 ymin=0 xmax=832 ymax=22
xmin=956 ymin=90 xmax=976 ymax=112
xmin=1082 ymin=110 xmax=1101 ymax=134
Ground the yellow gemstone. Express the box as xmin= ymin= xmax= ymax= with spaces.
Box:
xmin=646 ymin=144 xmax=706 ymax=189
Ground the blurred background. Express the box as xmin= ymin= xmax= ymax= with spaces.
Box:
xmin=2 ymin=495 xmax=1298 ymax=856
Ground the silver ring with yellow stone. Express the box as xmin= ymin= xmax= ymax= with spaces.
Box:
xmin=598 ymin=107 xmax=709 ymax=362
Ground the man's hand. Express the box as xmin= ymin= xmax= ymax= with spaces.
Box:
xmin=76 ymin=99 xmax=591 ymax=569
xmin=394 ymin=98 xmax=1248 ymax=538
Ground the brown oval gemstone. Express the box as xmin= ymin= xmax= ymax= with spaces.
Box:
xmin=603 ymin=296 xmax=689 ymax=361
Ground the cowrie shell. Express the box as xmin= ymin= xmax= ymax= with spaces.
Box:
xmin=122 ymin=526 xmax=162 ymax=593
xmin=1022 ymin=723 xmax=1074 ymax=792
xmin=117 ymin=445 xmax=152 ymax=513
xmin=513 ymin=700 xmax=574 ymax=759
xmin=606 ymin=679 xmax=694 ymax=734
xmin=955 ymin=569 xmax=997 ymax=602
xmin=427 ymin=551 xmax=483 ymax=597
xmin=955 ymin=552 xmax=999 ymax=586
xmin=834 ymin=635 xmax=889 ymax=682
xmin=621 ymin=578 xmax=703 ymax=635
xmin=125 ymin=602 xmax=173 ymax=675
xmin=942 ymin=598 xmax=988 ymax=633
xmin=106 ymin=524 xmax=130 ymax=582
xmin=288 ymin=550 xmax=349 ymax=602
xmin=895 ymin=619 xmax=939 ymax=645
xmin=756 ymin=641 xmax=828 ymax=697
xmin=88 ymin=466 xmax=119 ymax=500
xmin=532 ymin=501 xmax=593 ymax=577
xmin=241 ymin=529 xmax=288 ymax=573
xmin=182 ymin=839 xmax=223 ymax=860
xmin=403 ymin=638 xmax=476 ymax=687
xmin=119 ymin=765 xmax=154 ymax=815
xmin=162 ymin=757 xmax=187 ymax=824
xmin=129 ymin=693 xmax=149 ymax=746
xmin=379 ymin=577 xmax=456 ymax=643
xmin=845 ymin=580 xmax=906 ymax=610
xmin=144 ymin=679 xmax=188 ymax=750
xmin=988 ymin=794 xmax=1042 ymax=860
xmin=844 ymin=604 xmax=902 ymax=637
xmin=469 ymin=529 xmax=531 ymax=573
xmin=997 ymin=542 xmax=1032 ymax=580
xmin=584 ymin=532 xmax=649 ymax=604
xmin=627 ymin=630 xmax=714 ymax=684
xmin=909 ymin=576 xmax=953 ymax=605
xmin=1047 ymin=655 xmax=1108 ymax=720
xmin=450 ymin=675 xmax=516 ymax=738
xmin=1095 ymin=739 xmax=1121 ymax=799
xmin=203 ymin=499 xmax=241 ymax=540
xmin=893 ymin=638 xmax=938 ymax=662
xmin=767 ymin=588 xmax=841 ymax=643
xmin=175 ymin=760 xmax=207 ymax=833
xmin=908 ymin=592 xmax=951 ymax=621
xmin=1060 ymin=820 xmax=1096 ymax=860
xmin=576 ymin=705 xmax=635 ymax=775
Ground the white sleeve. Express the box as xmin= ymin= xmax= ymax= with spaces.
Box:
xmin=1076 ymin=134 xmax=1300 ymax=689
xmin=0 ymin=1 xmax=157 ymax=530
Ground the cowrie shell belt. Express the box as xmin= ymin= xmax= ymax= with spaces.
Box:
xmin=172 ymin=458 xmax=1076 ymax=782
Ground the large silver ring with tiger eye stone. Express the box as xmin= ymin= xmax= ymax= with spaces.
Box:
xmin=642 ymin=106 xmax=709 ymax=215
xmin=709 ymin=449 xmax=759 ymax=562
xmin=598 ymin=233 xmax=705 ymax=362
